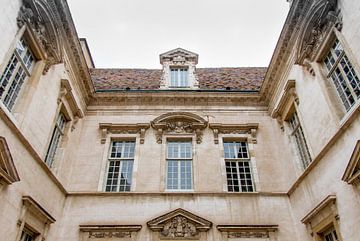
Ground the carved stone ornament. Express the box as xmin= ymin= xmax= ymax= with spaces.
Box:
xmin=160 ymin=48 xmax=199 ymax=65
xmin=151 ymin=112 xmax=208 ymax=144
xmin=80 ymin=225 xmax=142 ymax=239
xmin=147 ymin=208 xmax=212 ymax=240
xmin=17 ymin=0 xmax=63 ymax=73
xmin=99 ymin=123 xmax=150 ymax=144
xmin=217 ymin=225 xmax=278 ymax=240
xmin=209 ymin=123 xmax=259 ymax=144
xmin=296 ymin=0 xmax=342 ymax=67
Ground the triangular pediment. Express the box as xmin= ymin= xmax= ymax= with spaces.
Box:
xmin=0 ymin=137 xmax=20 ymax=185
xmin=160 ymin=48 xmax=198 ymax=64
xmin=147 ymin=208 xmax=212 ymax=239
xmin=342 ymin=140 xmax=360 ymax=185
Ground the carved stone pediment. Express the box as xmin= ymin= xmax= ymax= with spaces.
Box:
xmin=17 ymin=0 xmax=63 ymax=73
xmin=296 ymin=0 xmax=342 ymax=67
xmin=209 ymin=123 xmax=259 ymax=144
xmin=147 ymin=208 xmax=212 ymax=240
xmin=0 ymin=137 xmax=20 ymax=185
xmin=99 ymin=123 xmax=150 ymax=144
xmin=342 ymin=140 xmax=360 ymax=185
xmin=160 ymin=48 xmax=198 ymax=65
xmin=151 ymin=112 xmax=208 ymax=144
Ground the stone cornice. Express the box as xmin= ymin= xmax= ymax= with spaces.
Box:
xmin=79 ymin=225 xmax=142 ymax=239
xmin=22 ymin=196 xmax=56 ymax=223
xmin=260 ymin=0 xmax=311 ymax=103
xmin=341 ymin=140 xmax=360 ymax=185
xmin=270 ymin=79 xmax=298 ymax=119
xmin=0 ymin=136 xmax=20 ymax=185
xmin=217 ymin=225 xmax=278 ymax=239
xmin=99 ymin=123 xmax=150 ymax=144
xmin=59 ymin=79 xmax=84 ymax=118
xmin=209 ymin=123 xmax=259 ymax=144
xmin=90 ymin=91 xmax=265 ymax=107
xmin=301 ymin=195 xmax=337 ymax=224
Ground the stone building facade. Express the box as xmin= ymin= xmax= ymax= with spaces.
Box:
xmin=0 ymin=0 xmax=359 ymax=241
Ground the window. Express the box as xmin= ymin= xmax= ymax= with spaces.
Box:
xmin=289 ymin=111 xmax=312 ymax=169
xmin=170 ymin=67 xmax=188 ymax=87
xmin=105 ymin=141 xmax=135 ymax=192
xmin=45 ymin=113 xmax=67 ymax=167
xmin=166 ymin=141 xmax=193 ymax=190
xmin=323 ymin=227 xmax=339 ymax=241
xmin=224 ymin=141 xmax=254 ymax=192
xmin=0 ymin=38 xmax=35 ymax=111
xmin=20 ymin=229 xmax=35 ymax=241
xmin=324 ymin=39 xmax=360 ymax=111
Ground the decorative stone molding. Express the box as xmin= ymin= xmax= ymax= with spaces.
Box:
xmin=209 ymin=123 xmax=259 ymax=144
xmin=342 ymin=140 xmax=360 ymax=185
xmin=59 ymin=79 xmax=84 ymax=130
xmin=271 ymin=80 xmax=298 ymax=129
xmin=301 ymin=195 xmax=340 ymax=239
xmin=17 ymin=0 xmax=63 ymax=73
xmin=99 ymin=123 xmax=150 ymax=144
xmin=159 ymin=48 xmax=199 ymax=89
xmin=217 ymin=225 xmax=278 ymax=239
xmin=296 ymin=0 xmax=342 ymax=69
xmin=151 ymin=112 xmax=208 ymax=144
xmin=22 ymin=196 xmax=56 ymax=224
xmin=0 ymin=137 xmax=20 ymax=185
xmin=147 ymin=208 xmax=212 ymax=240
xmin=79 ymin=225 xmax=142 ymax=239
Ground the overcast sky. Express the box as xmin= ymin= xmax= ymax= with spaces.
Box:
xmin=67 ymin=0 xmax=289 ymax=69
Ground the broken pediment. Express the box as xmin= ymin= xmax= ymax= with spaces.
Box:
xmin=160 ymin=48 xmax=199 ymax=65
xmin=147 ymin=208 xmax=212 ymax=239
xmin=342 ymin=140 xmax=360 ymax=185
xmin=151 ymin=112 xmax=208 ymax=144
xmin=0 ymin=137 xmax=20 ymax=185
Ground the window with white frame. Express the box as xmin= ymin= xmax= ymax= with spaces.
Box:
xmin=0 ymin=38 xmax=35 ymax=111
xmin=289 ymin=111 xmax=312 ymax=169
xmin=324 ymin=39 xmax=360 ymax=111
xmin=45 ymin=113 xmax=67 ymax=167
xmin=166 ymin=140 xmax=193 ymax=190
xmin=105 ymin=140 xmax=135 ymax=192
xmin=323 ymin=226 xmax=339 ymax=241
xmin=20 ymin=228 xmax=35 ymax=241
xmin=170 ymin=67 xmax=188 ymax=87
xmin=224 ymin=141 xmax=254 ymax=192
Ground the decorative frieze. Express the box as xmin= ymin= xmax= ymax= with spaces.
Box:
xmin=17 ymin=0 xmax=63 ymax=73
xmin=209 ymin=123 xmax=259 ymax=144
xmin=147 ymin=208 xmax=212 ymax=240
xmin=99 ymin=123 xmax=150 ymax=144
xmin=80 ymin=225 xmax=141 ymax=239
xmin=296 ymin=0 xmax=342 ymax=69
xmin=151 ymin=112 xmax=208 ymax=144
xmin=217 ymin=225 xmax=278 ymax=240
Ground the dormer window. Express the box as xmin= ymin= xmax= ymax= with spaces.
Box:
xmin=159 ymin=48 xmax=199 ymax=89
xmin=170 ymin=67 xmax=188 ymax=87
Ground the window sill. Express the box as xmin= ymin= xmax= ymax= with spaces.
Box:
xmin=339 ymin=100 xmax=360 ymax=129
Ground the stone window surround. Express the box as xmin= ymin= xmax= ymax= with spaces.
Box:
xmin=0 ymin=136 xmax=20 ymax=185
xmin=161 ymin=135 xmax=197 ymax=192
xmin=341 ymin=140 xmax=360 ymax=185
xmin=97 ymin=134 xmax=141 ymax=192
xmin=301 ymin=195 xmax=343 ymax=241
xmin=0 ymin=25 xmax=46 ymax=116
xmin=310 ymin=28 xmax=360 ymax=126
xmin=15 ymin=196 xmax=55 ymax=241
xmin=217 ymin=135 xmax=259 ymax=193
xmin=271 ymin=80 xmax=314 ymax=176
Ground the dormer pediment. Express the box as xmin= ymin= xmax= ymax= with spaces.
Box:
xmin=147 ymin=208 xmax=212 ymax=239
xmin=160 ymin=48 xmax=198 ymax=65
xmin=0 ymin=137 xmax=20 ymax=185
xmin=342 ymin=140 xmax=360 ymax=185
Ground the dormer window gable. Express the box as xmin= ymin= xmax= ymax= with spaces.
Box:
xmin=159 ymin=48 xmax=199 ymax=89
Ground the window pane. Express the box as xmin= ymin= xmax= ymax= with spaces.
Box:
xmin=110 ymin=141 xmax=135 ymax=158
xmin=170 ymin=68 xmax=188 ymax=87
xmin=224 ymin=141 xmax=249 ymax=159
xmin=167 ymin=141 xmax=192 ymax=159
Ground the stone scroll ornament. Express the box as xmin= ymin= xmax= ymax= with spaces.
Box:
xmin=17 ymin=0 xmax=63 ymax=74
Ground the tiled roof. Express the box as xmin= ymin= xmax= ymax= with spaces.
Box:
xmin=90 ymin=67 xmax=267 ymax=91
